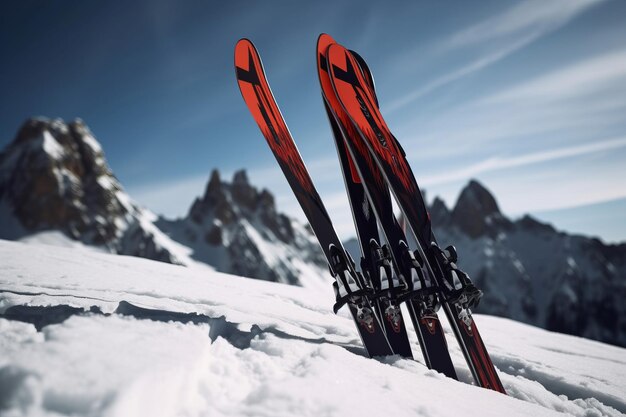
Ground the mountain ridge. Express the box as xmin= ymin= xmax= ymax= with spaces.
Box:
xmin=0 ymin=117 xmax=327 ymax=288
xmin=1 ymin=117 xmax=625 ymax=347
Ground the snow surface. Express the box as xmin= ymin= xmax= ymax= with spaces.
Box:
xmin=0 ymin=239 xmax=624 ymax=417
xmin=80 ymin=132 xmax=102 ymax=154
xmin=40 ymin=131 xmax=65 ymax=160
xmin=18 ymin=230 xmax=106 ymax=251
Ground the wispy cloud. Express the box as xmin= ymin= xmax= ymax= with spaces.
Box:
xmin=397 ymin=47 xmax=626 ymax=163
xmin=444 ymin=0 xmax=601 ymax=49
xmin=127 ymin=155 xmax=345 ymax=219
xmin=481 ymin=48 xmax=626 ymax=104
xmin=387 ymin=0 xmax=604 ymax=112
xmin=419 ymin=136 xmax=626 ymax=186
xmin=127 ymin=174 xmax=209 ymax=218
xmin=386 ymin=33 xmax=539 ymax=112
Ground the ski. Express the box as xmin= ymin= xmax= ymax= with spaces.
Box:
xmin=234 ymin=38 xmax=393 ymax=357
xmin=317 ymin=35 xmax=413 ymax=359
xmin=318 ymin=34 xmax=457 ymax=378
xmin=326 ymin=41 xmax=506 ymax=393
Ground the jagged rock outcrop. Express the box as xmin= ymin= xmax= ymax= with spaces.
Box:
xmin=450 ymin=180 xmax=511 ymax=238
xmin=432 ymin=180 xmax=626 ymax=347
xmin=0 ymin=117 xmax=185 ymax=264
xmin=157 ymin=169 xmax=327 ymax=286
xmin=429 ymin=197 xmax=451 ymax=227
xmin=0 ymin=117 xmax=328 ymax=287
xmin=2 ymin=117 xmax=625 ymax=346
xmin=345 ymin=180 xmax=626 ymax=347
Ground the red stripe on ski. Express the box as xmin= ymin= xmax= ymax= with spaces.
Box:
xmin=235 ymin=39 xmax=315 ymax=197
xmin=326 ymin=44 xmax=417 ymax=198
xmin=317 ymin=35 xmax=387 ymax=205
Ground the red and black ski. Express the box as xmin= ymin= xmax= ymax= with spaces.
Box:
xmin=317 ymin=34 xmax=413 ymax=359
xmin=234 ymin=38 xmax=393 ymax=358
xmin=318 ymin=34 xmax=457 ymax=378
xmin=326 ymin=41 xmax=506 ymax=393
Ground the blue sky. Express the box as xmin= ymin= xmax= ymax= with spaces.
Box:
xmin=1 ymin=0 xmax=625 ymax=243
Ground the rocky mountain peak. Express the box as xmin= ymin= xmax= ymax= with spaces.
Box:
xmin=516 ymin=214 xmax=557 ymax=234
xmin=451 ymin=179 xmax=509 ymax=238
xmin=1 ymin=117 xmax=121 ymax=242
xmin=232 ymin=169 xmax=250 ymax=185
xmin=231 ymin=170 xmax=258 ymax=211
xmin=185 ymin=170 xmax=294 ymax=243
xmin=455 ymin=180 xmax=501 ymax=216
xmin=429 ymin=197 xmax=451 ymax=226
xmin=204 ymin=169 xmax=223 ymax=201
xmin=158 ymin=169 xmax=326 ymax=285
xmin=0 ymin=117 xmax=184 ymax=264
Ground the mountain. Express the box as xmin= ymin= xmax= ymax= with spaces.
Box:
xmin=432 ymin=181 xmax=626 ymax=347
xmin=1 ymin=240 xmax=624 ymax=416
xmin=0 ymin=117 xmax=327 ymax=288
xmin=0 ymin=117 xmax=193 ymax=265
xmin=2 ymin=117 xmax=624 ymax=347
xmin=348 ymin=181 xmax=626 ymax=347
xmin=155 ymin=169 xmax=328 ymax=287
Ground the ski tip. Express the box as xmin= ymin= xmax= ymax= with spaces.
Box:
xmin=316 ymin=33 xmax=337 ymax=68
xmin=235 ymin=37 xmax=254 ymax=53
xmin=317 ymin=33 xmax=336 ymax=49
xmin=234 ymin=38 xmax=254 ymax=71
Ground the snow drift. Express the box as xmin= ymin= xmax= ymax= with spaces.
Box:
xmin=0 ymin=239 xmax=624 ymax=417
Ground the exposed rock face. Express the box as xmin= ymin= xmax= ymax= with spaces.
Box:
xmin=0 ymin=117 xmax=328 ymax=287
xmin=429 ymin=197 xmax=451 ymax=227
xmin=157 ymin=169 xmax=327 ymax=286
xmin=450 ymin=180 xmax=511 ymax=238
xmin=344 ymin=180 xmax=626 ymax=347
xmin=432 ymin=180 xmax=626 ymax=347
xmin=0 ymin=117 xmax=184 ymax=264
xmin=2 ymin=117 xmax=625 ymax=347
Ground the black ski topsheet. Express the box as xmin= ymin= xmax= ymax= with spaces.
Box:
xmin=325 ymin=102 xmax=414 ymax=359
xmin=318 ymin=34 xmax=456 ymax=377
xmin=318 ymin=36 xmax=412 ymax=358
xmin=326 ymin=41 xmax=506 ymax=393
xmin=348 ymin=46 xmax=459 ymax=381
xmin=234 ymin=38 xmax=393 ymax=357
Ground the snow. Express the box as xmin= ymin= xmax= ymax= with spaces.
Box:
xmin=96 ymin=174 xmax=116 ymax=191
xmin=131 ymin=206 xmax=214 ymax=271
xmin=80 ymin=132 xmax=102 ymax=154
xmin=40 ymin=131 xmax=65 ymax=160
xmin=0 ymin=239 xmax=624 ymax=417
xmin=18 ymin=230 xmax=106 ymax=252
xmin=242 ymin=219 xmax=281 ymax=267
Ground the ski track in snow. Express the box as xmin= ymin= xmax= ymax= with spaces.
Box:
xmin=0 ymin=239 xmax=624 ymax=417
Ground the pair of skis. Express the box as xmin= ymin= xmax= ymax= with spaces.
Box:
xmin=234 ymin=36 xmax=505 ymax=394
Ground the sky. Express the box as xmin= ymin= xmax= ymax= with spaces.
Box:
xmin=1 ymin=0 xmax=625 ymax=243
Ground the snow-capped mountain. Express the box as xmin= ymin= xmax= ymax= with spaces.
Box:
xmin=0 ymin=117 xmax=195 ymax=265
xmin=156 ymin=169 xmax=328 ymax=287
xmin=433 ymin=181 xmax=626 ymax=347
xmin=2 ymin=117 xmax=624 ymax=348
xmin=0 ymin=240 xmax=624 ymax=417
xmin=0 ymin=117 xmax=327 ymax=288
xmin=349 ymin=181 xmax=626 ymax=347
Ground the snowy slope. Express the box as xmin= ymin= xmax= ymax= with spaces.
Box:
xmin=156 ymin=170 xmax=329 ymax=290
xmin=0 ymin=117 xmax=329 ymax=290
xmin=429 ymin=181 xmax=626 ymax=348
xmin=0 ymin=240 xmax=624 ymax=417
xmin=0 ymin=117 xmax=201 ymax=267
